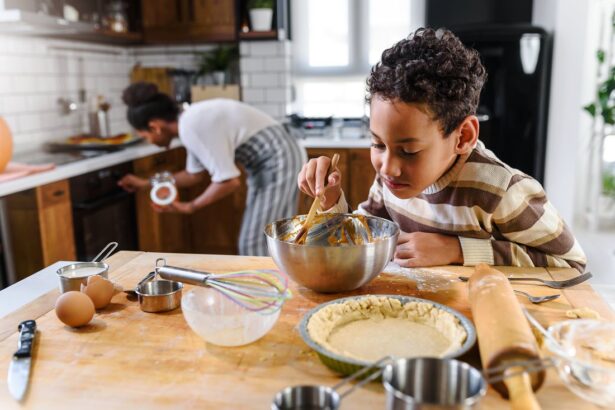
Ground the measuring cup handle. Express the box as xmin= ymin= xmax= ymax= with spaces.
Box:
xmin=91 ymin=242 xmax=119 ymax=262
xmin=334 ymin=356 xmax=393 ymax=399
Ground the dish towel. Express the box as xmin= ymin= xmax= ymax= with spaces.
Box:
xmin=0 ymin=162 xmax=55 ymax=183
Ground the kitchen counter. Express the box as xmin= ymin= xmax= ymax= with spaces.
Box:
xmin=0 ymin=138 xmax=370 ymax=198
xmin=0 ymin=251 xmax=612 ymax=409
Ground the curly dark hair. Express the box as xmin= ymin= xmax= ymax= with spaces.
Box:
xmin=122 ymin=82 xmax=179 ymax=130
xmin=367 ymin=27 xmax=487 ymax=135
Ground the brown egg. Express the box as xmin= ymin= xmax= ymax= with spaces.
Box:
xmin=81 ymin=275 xmax=115 ymax=309
xmin=55 ymin=291 xmax=95 ymax=327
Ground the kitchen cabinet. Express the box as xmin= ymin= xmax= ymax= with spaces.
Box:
xmin=297 ymin=148 xmax=373 ymax=215
xmin=141 ymin=0 xmax=236 ymax=44
xmin=4 ymin=180 xmax=76 ymax=281
xmin=133 ymin=147 xmax=192 ymax=253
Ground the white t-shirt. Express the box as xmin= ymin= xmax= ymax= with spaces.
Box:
xmin=179 ymin=99 xmax=277 ymax=182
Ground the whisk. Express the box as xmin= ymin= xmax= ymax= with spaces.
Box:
xmin=154 ymin=258 xmax=291 ymax=314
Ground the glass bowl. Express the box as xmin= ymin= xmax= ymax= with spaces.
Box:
xmin=546 ymin=319 xmax=615 ymax=407
xmin=181 ymin=286 xmax=281 ymax=347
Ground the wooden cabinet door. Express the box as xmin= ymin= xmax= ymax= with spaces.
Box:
xmin=190 ymin=0 xmax=236 ymax=41
xmin=141 ymin=0 xmax=180 ymax=28
xmin=297 ymin=149 xmax=349 ymax=215
xmin=5 ymin=179 xmax=76 ymax=281
xmin=348 ymin=148 xmax=376 ymax=211
xmin=188 ymin=169 xmax=247 ymax=255
xmin=133 ymin=148 xmax=191 ymax=253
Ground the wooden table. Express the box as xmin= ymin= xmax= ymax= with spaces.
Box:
xmin=0 ymin=251 xmax=613 ymax=409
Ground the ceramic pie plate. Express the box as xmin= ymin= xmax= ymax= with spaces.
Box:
xmin=298 ymin=294 xmax=476 ymax=376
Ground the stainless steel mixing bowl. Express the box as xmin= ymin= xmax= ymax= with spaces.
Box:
xmin=264 ymin=214 xmax=399 ymax=293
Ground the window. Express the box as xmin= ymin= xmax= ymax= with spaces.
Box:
xmin=291 ymin=0 xmax=424 ymax=117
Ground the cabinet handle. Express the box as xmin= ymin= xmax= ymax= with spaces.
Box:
xmin=52 ymin=190 xmax=65 ymax=197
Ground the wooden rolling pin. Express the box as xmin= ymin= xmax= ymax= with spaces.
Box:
xmin=468 ymin=264 xmax=546 ymax=410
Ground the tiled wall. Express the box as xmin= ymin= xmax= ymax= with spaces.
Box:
xmin=239 ymin=40 xmax=291 ymax=120
xmin=0 ymin=35 xmax=133 ymax=154
xmin=0 ymin=35 xmax=293 ymax=154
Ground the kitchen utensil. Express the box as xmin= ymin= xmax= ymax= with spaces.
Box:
xmin=265 ymin=214 xmax=399 ymax=293
xmin=8 ymin=320 xmax=36 ymax=402
xmin=545 ymin=319 xmax=615 ymax=407
xmin=468 ymin=264 xmax=545 ymax=409
xmin=272 ymin=357 xmax=488 ymax=410
xmin=124 ymin=271 xmax=156 ymax=297
xmin=150 ymin=171 xmax=177 ymax=206
xmin=0 ymin=116 xmax=14 ymax=173
xmin=294 ymin=153 xmax=340 ymax=244
xmin=182 ymin=286 xmax=281 ymax=347
xmin=272 ymin=357 xmax=389 ymax=410
xmin=514 ymin=289 xmax=560 ymax=304
xmin=155 ymin=258 xmax=290 ymax=314
xmin=458 ymin=271 xmax=592 ymax=289
xmin=56 ymin=242 xmax=118 ymax=293
xmin=133 ymin=267 xmax=182 ymax=313
xmin=298 ymin=295 xmax=476 ymax=376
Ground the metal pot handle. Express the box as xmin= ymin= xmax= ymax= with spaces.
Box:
xmin=91 ymin=242 xmax=119 ymax=263
xmin=334 ymin=356 xmax=393 ymax=399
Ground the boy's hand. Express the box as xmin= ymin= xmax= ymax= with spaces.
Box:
xmin=394 ymin=232 xmax=463 ymax=267
xmin=297 ymin=156 xmax=342 ymax=210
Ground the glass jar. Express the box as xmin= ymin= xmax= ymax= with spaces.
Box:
xmin=150 ymin=172 xmax=177 ymax=206
xmin=104 ymin=1 xmax=129 ymax=33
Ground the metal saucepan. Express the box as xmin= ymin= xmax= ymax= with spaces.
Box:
xmin=56 ymin=242 xmax=118 ymax=293
xmin=272 ymin=357 xmax=487 ymax=410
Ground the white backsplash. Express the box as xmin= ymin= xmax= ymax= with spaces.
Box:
xmin=0 ymin=35 xmax=293 ymax=155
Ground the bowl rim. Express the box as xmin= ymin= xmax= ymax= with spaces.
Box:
xmin=546 ymin=319 xmax=615 ymax=373
xmin=263 ymin=213 xmax=400 ymax=248
xmin=298 ymin=294 xmax=477 ymax=369
xmin=135 ymin=279 xmax=183 ymax=297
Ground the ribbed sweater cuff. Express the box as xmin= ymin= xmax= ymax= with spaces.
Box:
xmin=319 ymin=190 xmax=349 ymax=214
xmin=459 ymin=237 xmax=495 ymax=266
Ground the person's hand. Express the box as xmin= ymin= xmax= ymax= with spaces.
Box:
xmin=297 ymin=156 xmax=342 ymax=210
xmin=118 ymin=173 xmax=149 ymax=192
xmin=151 ymin=200 xmax=195 ymax=214
xmin=394 ymin=232 xmax=463 ymax=267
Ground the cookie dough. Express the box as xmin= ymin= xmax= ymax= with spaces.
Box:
xmin=307 ymin=296 xmax=467 ymax=362
xmin=565 ymin=307 xmax=601 ymax=319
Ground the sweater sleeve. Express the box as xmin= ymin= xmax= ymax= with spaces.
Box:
xmin=356 ymin=176 xmax=392 ymax=218
xmin=459 ymin=174 xmax=587 ymax=273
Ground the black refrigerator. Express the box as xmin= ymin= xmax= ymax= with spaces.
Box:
xmin=453 ymin=25 xmax=553 ymax=183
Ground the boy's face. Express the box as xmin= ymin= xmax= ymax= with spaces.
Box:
xmin=369 ymin=96 xmax=460 ymax=199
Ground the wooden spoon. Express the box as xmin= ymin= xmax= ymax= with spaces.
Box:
xmin=294 ymin=153 xmax=340 ymax=244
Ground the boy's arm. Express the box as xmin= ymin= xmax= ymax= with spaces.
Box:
xmin=458 ymin=175 xmax=587 ymax=273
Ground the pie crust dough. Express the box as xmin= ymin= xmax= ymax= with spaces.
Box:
xmin=307 ymin=296 xmax=467 ymax=362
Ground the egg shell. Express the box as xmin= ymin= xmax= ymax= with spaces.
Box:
xmin=55 ymin=291 xmax=95 ymax=327
xmin=81 ymin=275 xmax=115 ymax=309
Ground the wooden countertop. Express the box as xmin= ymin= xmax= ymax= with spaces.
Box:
xmin=0 ymin=251 xmax=612 ymax=409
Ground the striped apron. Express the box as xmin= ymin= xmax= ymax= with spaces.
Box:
xmin=234 ymin=124 xmax=307 ymax=256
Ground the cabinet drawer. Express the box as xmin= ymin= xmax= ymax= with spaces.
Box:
xmin=133 ymin=148 xmax=186 ymax=175
xmin=38 ymin=180 xmax=71 ymax=208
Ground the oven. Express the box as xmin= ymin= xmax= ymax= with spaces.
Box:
xmin=70 ymin=162 xmax=139 ymax=261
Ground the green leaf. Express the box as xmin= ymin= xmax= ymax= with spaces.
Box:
xmin=603 ymin=107 xmax=615 ymax=125
xmin=598 ymin=49 xmax=606 ymax=63
xmin=584 ymin=103 xmax=597 ymax=117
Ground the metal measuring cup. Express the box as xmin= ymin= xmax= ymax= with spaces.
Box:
xmin=133 ymin=260 xmax=183 ymax=313
xmin=272 ymin=357 xmax=488 ymax=410
xmin=56 ymin=242 xmax=118 ymax=293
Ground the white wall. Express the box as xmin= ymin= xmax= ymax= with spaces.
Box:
xmin=0 ymin=34 xmax=133 ymax=153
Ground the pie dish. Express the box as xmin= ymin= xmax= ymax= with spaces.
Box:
xmin=299 ymin=295 xmax=476 ymax=375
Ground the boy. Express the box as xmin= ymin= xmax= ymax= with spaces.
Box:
xmin=297 ymin=28 xmax=587 ymax=273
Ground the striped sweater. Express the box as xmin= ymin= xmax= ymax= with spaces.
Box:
xmin=328 ymin=142 xmax=587 ymax=273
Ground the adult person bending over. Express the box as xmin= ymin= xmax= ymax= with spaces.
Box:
xmin=118 ymin=82 xmax=306 ymax=256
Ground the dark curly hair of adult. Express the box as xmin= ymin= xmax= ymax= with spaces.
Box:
xmin=367 ymin=27 xmax=487 ymax=135
xmin=122 ymin=82 xmax=179 ymax=130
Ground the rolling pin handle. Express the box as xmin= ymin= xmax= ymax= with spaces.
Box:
xmin=503 ymin=367 xmax=541 ymax=410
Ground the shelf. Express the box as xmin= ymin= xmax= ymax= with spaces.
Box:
xmin=238 ymin=30 xmax=279 ymax=41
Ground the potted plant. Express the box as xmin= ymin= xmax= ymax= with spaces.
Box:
xmin=248 ymin=0 xmax=274 ymax=32
xmin=196 ymin=45 xmax=239 ymax=86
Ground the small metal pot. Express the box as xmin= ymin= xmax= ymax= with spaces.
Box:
xmin=56 ymin=242 xmax=118 ymax=293
xmin=382 ymin=358 xmax=486 ymax=409
xmin=272 ymin=385 xmax=340 ymax=410
xmin=135 ymin=279 xmax=183 ymax=313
